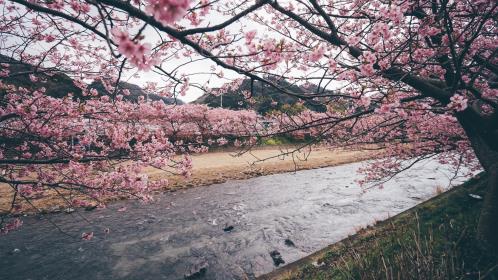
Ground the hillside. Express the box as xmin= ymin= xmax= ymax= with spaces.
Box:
xmin=0 ymin=54 xmax=182 ymax=105
xmin=193 ymin=77 xmax=349 ymax=115
xmin=88 ymin=80 xmax=183 ymax=105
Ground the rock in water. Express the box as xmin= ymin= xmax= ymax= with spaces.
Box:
xmin=269 ymin=250 xmax=285 ymax=266
xmin=223 ymin=225 xmax=234 ymax=232
xmin=184 ymin=261 xmax=208 ymax=280
xmin=85 ymin=205 xmax=97 ymax=211
xmin=284 ymin=239 xmax=295 ymax=247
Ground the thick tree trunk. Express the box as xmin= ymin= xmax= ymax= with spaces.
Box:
xmin=457 ymin=114 xmax=498 ymax=254
xmin=477 ymin=164 xmax=498 ymax=254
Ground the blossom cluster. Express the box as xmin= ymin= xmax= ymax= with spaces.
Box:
xmin=447 ymin=94 xmax=468 ymax=112
xmin=146 ymin=0 xmax=190 ymax=25
xmin=112 ymin=29 xmax=158 ymax=71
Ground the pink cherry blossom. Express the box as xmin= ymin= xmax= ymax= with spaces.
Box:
xmin=448 ymin=94 xmax=468 ymax=112
xmin=309 ymin=45 xmax=325 ymax=62
xmin=112 ymin=28 xmax=158 ymax=71
xmin=146 ymin=0 xmax=190 ymax=25
xmin=245 ymin=30 xmax=257 ymax=44
xmin=1 ymin=218 xmax=23 ymax=234
xmin=81 ymin=232 xmax=94 ymax=241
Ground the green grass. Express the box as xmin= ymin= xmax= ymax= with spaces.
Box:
xmin=262 ymin=174 xmax=498 ymax=280
xmin=261 ymin=136 xmax=300 ymax=146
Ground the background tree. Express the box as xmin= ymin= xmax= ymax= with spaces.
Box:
xmin=0 ymin=0 xmax=496 ymax=250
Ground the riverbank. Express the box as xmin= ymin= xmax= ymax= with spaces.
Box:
xmin=0 ymin=146 xmax=375 ymax=214
xmin=259 ymin=173 xmax=498 ymax=280
xmin=157 ymin=146 xmax=375 ymax=189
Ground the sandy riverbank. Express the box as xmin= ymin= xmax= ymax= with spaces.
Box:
xmin=163 ymin=146 xmax=374 ymax=188
xmin=0 ymin=146 xmax=375 ymax=214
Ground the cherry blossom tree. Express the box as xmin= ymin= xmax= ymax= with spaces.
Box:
xmin=1 ymin=0 xmax=497 ymax=251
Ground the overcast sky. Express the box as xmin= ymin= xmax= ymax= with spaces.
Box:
xmin=125 ymin=7 xmax=273 ymax=103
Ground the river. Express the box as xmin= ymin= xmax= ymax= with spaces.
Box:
xmin=0 ymin=160 xmax=471 ymax=279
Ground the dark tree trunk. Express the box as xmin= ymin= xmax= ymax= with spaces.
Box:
xmin=477 ymin=165 xmax=498 ymax=254
xmin=457 ymin=113 xmax=498 ymax=254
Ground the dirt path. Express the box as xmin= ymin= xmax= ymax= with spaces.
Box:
xmin=0 ymin=147 xmax=374 ymax=214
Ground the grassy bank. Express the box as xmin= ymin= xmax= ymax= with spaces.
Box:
xmin=260 ymin=174 xmax=498 ymax=280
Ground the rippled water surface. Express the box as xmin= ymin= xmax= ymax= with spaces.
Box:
xmin=0 ymin=160 xmax=471 ymax=279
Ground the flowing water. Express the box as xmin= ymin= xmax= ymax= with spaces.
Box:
xmin=0 ymin=160 xmax=471 ymax=279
